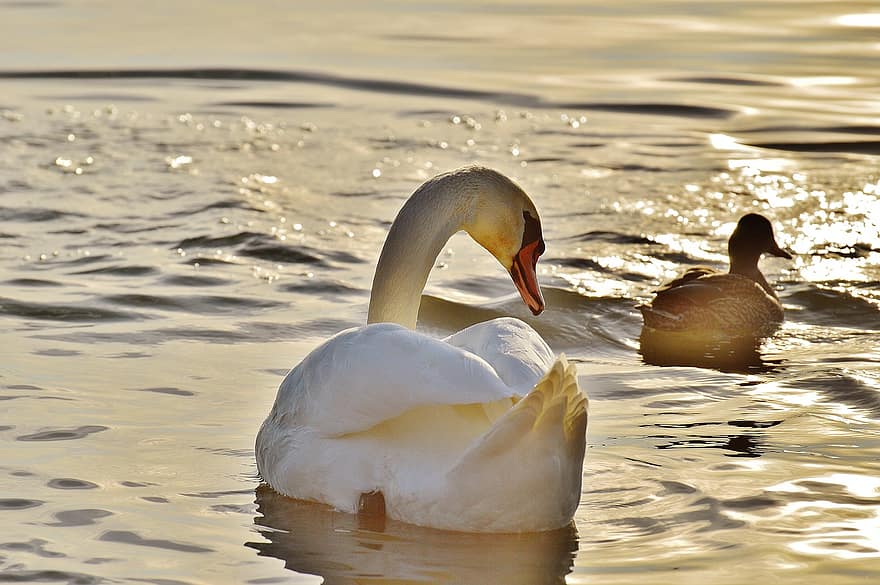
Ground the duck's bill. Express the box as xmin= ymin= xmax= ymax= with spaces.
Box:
xmin=509 ymin=239 xmax=545 ymax=315
xmin=769 ymin=242 xmax=793 ymax=259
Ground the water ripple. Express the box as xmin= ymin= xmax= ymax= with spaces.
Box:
xmin=175 ymin=231 xmax=264 ymax=249
xmin=102 ymin=293 xmax=281 ymax=315
xmin=47 ymin=478 xmax=99 ymax=490
xmin=17 ymin=426 xmax=109 ymax=442
xmin=0 ymin=208 xmax=83 ymax=222
xmin=71 ymin=265 xmax=158 ymax=277
xmin=0 ymin=538 xmax=65 ymax=558
xmin=747 ymin=140 xmax=880 ymax=155
xmin=98 ymin=530 xmax=213 ymax=554
xmin=238 ymin=242 xmax=328 ymax=265
xmin=279 ymin=279 xmax=364 ymax=298
xmin=0 ymin=570 xmax=101 ymax=585
xmin=3 ymin=278 xmax=64 ymax=287
xmin=131 ymin=387 xmax=195 ymax=397
xmin=557 ymin=101 xmax=737 ymax=119
xmin=160 ymin=274 xmax=231 ymax=287
xmin=0 ymin=296 xmax=133 ymax=322
xmin=46 ymin=509 xmax=114 ymax=527
xmin=0 ymin=67 xmax=530 ymax=105
xmin=212 ymin=100 xmax=332 ymax=109
xmin=0 ymin=498 xmax=44 ymax=510
xmin=564 ymin=230 xmax=658 ymax=245
xmin=665 ymin=75 xmax=784 ymax=87
xmin=786 ymin=284 xmax=880 ymax=330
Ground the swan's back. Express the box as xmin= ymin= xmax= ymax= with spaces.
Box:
xmin=263 ymin=323 xmax=516 ymax=436
xmin=256 ymin=321 xmax=587 ymax=532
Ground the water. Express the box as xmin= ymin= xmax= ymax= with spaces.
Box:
xmin=1 ymin=0 xmax=879 ymax=583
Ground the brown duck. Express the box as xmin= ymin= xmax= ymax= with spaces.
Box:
xmin=639 ymin=213 xmax=792 ymax=336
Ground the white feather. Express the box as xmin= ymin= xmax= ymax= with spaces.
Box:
xmin=255 ymin=167 xmax=588 ymax=532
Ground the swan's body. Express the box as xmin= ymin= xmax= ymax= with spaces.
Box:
xmin=256 ymin=167 xmax=587 ymax=532
xmin=639 ymin=213 xmax=792 ymax=336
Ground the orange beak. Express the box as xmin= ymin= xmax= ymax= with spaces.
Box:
xmin=509 ymin=239 xmax=545 ymax=315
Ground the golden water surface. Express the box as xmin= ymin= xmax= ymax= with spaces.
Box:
xmin=1 ymin=1 xmax=879 ymax=583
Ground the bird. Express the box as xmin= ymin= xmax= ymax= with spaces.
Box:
xmin=639 ymin=213 xmax=792 ymax=336
xmin=256 ymin=166 xmax=588 ymax=533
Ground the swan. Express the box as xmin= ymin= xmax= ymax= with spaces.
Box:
xmin=639 ymin=213 xmax=792 ymax=336
xmin=256 ymin=166 xmax=588 ymax=533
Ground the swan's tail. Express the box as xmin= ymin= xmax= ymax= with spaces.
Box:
xmin=445 ymin=355 xmax=588 ymax=531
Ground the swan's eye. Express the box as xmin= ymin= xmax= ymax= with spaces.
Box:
xmin=521 ymin=211 xmax=543 ymax=250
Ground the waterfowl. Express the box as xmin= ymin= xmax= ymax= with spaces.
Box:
xmin=256 ymin=166 xmax=588 ymax=533
xmin=639 ymin=213 xmax=792 ymax=336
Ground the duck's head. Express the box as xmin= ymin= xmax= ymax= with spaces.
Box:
xmin=728 ymin=213 xmax=792 ymax=263
xmin=461 ymin=168 xmax=546 ymax=315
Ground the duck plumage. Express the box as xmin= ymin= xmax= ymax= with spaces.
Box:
xmin=639 ymin=213 xmax=792 ymax=335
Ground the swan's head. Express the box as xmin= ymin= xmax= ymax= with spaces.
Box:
xmin=461 ymin=168 xmax=546 ymax=315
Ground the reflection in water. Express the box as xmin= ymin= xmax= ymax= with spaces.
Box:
xmin=654 ymin=432 xmax=765 ymax=458
xmin=247 ymin=485 xmax=578 ymax=585
xmin=1 ymin=1 xmax=879 ymax=582
xmin=639 ymin=327 xmax=782 ymax=374
xmin=642 ymin=419 xmax=777 ymax=458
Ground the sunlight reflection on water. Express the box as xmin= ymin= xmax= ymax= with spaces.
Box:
xmin=0 ymin=0 xmax=879 ymax=583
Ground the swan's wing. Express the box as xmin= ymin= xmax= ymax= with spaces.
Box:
xmin=269 ymin=323 xmax=521 ymax=436
xmin=443 ymin=317 xmax=555 ymax=395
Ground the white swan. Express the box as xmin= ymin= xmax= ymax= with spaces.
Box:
xmin=256 ymin=166 xmax=588 ymax=532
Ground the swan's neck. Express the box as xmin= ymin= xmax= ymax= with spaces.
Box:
xmin=367 ymin=180 xmax=475 ymax=329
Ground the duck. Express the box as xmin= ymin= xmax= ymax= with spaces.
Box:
xmin=256 ymin=166 xmax=588 ymax=533
xmin=639 ymin=213 xmax=792 ymax=336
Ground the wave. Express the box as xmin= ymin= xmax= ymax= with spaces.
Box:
xmin=101 ymin=293 xmax=282 ymax=315
xmin=174 ymin=231 xmax=366 ymax=268
xmin=17 ymin=425 xmax=108 ymax=442
xmin=555 ymin=101 xmax=737 ymax=119
xmin=783 ymin=368 xmax=880 ymax=417
xmin=663 ymin=75 xmax=784 ymax=87
xmin=562 ymin=230 xmax=658 ymax=246
xmin=4 ymin=277 xmax=64 ymax=287
xmin=747 ymin=140 xmax=880 ymax=155
xmin=0 ymin=67 xmax=527 ymax=104
xmin=0 ymin=67 xmax=741 ymax=120
xmin=71 ymin=265 xmax=158 ymax=276
xmin=0 ymin=207 xmax=83 ymax=222
xmin=160 ymin=274 xmax=232 ymax=287
xmin=211 ymin=100 xmax=331 ymax=109
xmin=0 ymin=296 xmax=133 ymax=321
xmin=279 ymin=279 xmax=364 ymax=297
xmin=784 ymin=283 xmax=880 ymax=330
xmin=735 ymin=124 xmax=880 ymax=136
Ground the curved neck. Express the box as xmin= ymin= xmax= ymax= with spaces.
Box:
xmin=367 ymin=178 xmax=476 ymax=329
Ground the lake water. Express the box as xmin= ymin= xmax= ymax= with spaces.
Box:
xmin=1 ymin=1 xmax=879 ymax=583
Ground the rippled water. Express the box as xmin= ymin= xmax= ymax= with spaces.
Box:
xmin=1 ymin=1 xmax=879 ymax=583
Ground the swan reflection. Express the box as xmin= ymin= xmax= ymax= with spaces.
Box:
xmin=247 ymin=485 xmax=578 ymax=585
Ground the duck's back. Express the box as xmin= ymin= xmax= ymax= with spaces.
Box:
xmin=640 ymin=272 xmax=783 ymax=335
xmin=654 ymin=265 xmax=720 ymax=293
